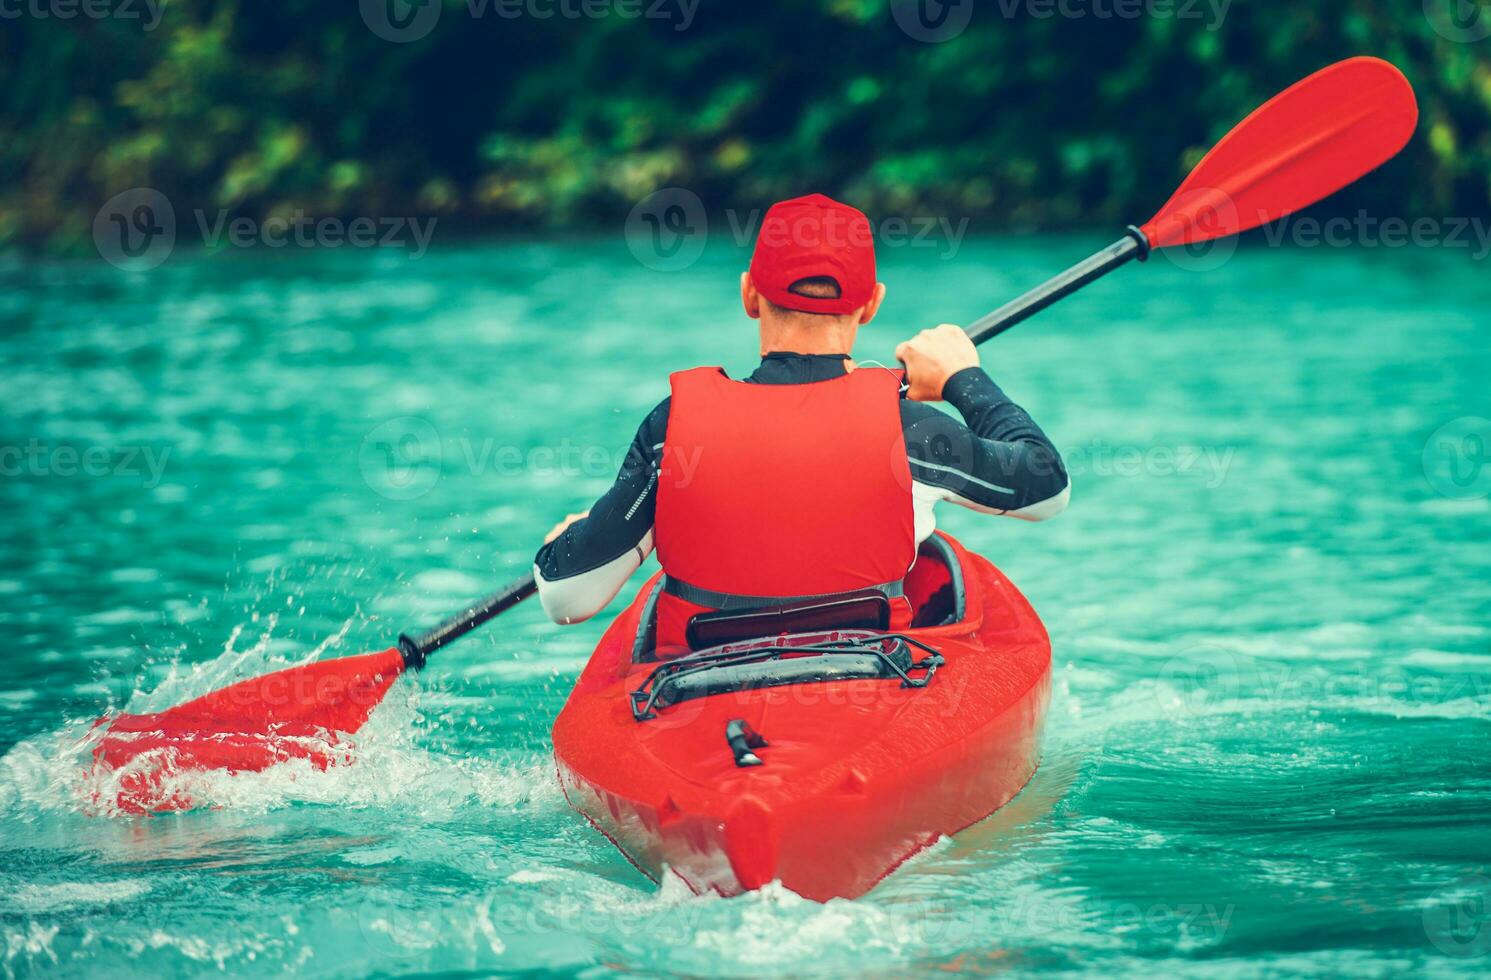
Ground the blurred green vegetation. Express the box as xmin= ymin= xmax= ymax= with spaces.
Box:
xmin=2 ymin=0 xmax=1488 ymax=253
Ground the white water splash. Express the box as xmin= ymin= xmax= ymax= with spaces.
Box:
xmin=2 ymin=922 xmax=60 ymax=977
xmin=123 ymin=611 xmax=353 ymax=715
xmin=3 ymin=880 xmax=155 ymax=915
xmin=0 ymin=618 xmax=561 ymax=823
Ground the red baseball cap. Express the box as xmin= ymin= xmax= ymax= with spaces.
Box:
xmin=748 ymin=193 xmax=876 ymax=315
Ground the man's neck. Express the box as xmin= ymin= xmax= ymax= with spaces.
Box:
xmin=747 ymin=353 xmax=853 ymax=384
xmin=758 ymin=318 xmax=857 ymax=358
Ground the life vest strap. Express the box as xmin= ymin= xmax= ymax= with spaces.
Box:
xmin=661 ymin=574 xmax=905 ymax=612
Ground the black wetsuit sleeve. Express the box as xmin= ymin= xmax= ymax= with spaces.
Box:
xmin=900 ymin=368 xmax=1069 ymax=515
xmin=534 ymin=398 xmax=669 ymax=583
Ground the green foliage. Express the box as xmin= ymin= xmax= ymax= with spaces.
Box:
xmin=1 ymin=0 xmax=1487 ymax=253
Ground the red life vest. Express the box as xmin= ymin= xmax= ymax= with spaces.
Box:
xmin=653 ymin=365 xmax=916 ymax=650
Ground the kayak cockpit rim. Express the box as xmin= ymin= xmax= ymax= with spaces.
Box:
xmin=627 ymin=533 xmax=969 ymax=664
xmin=628 ymin=631 xmax=944 ymax=721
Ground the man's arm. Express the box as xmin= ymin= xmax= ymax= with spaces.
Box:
xmin=896 ymin=324 xmax=1070 ymax=521
xmin=532 ymin=399 xmax=669 ymax=624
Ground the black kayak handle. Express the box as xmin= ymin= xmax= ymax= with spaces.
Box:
xmin=726 ymin=719 xmax=768 ymax=767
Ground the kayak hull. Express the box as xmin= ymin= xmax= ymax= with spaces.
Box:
xmin=551 ymin=533 xmax=1051 ymax=902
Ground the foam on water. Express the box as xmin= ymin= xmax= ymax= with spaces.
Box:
xmin=0 ymin=614 xmax=562 ymax=826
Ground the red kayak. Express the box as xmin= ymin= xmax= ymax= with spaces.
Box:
xmin=551 ymin=532 xmax=1051 ymax=901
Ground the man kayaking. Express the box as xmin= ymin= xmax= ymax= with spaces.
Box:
xmin=535 ymin=193 xmax=1069 ymax=645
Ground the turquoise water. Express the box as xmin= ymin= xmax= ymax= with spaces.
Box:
xmin=1 ymin=236 xmax=1489 ymax=977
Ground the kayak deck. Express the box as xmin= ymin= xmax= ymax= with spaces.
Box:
xmin=551 ymin=533 xmax=1051 ymax=901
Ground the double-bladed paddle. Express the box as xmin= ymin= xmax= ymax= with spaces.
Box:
xmin=91 ymin=56 xmax=1417 ymax=814
xmin=965 ymin=55 xmax=1418 ymax=344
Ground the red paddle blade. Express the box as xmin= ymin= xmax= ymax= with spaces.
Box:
xmin=89 ymin=648 xmax=407 ymax=814
xmin=1142 ymin=57 xmax=1418 ymax=249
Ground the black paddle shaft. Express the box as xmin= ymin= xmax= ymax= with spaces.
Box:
xmin=965 ymin=226 xmax=1150 ymax=346
xmin=398 ymin=572 xmax=537 ymax=669
xmin=398 ymin=225 xmax=1151 ymax=669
